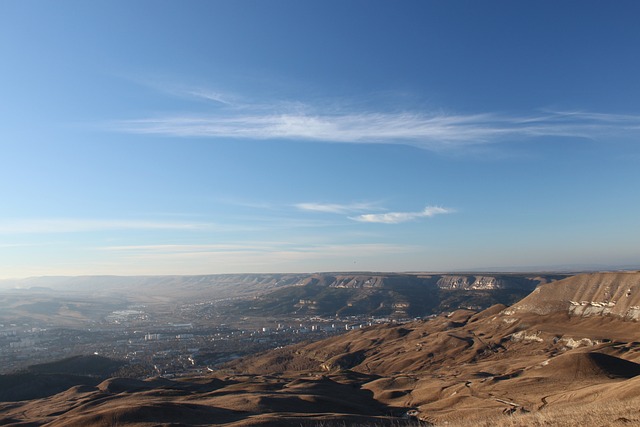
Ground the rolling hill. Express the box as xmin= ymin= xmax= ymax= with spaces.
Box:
xmin=1 ymin=271 xmax=639 ymax=426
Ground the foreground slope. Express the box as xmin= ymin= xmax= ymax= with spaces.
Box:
xmin=1 ymin=271 xmax=639 ymax=426
xmin=230 ymin=271 xmax=640 ymax=424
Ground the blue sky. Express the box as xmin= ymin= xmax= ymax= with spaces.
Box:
xmin=1 ymin=1 xmax=640 ymax=278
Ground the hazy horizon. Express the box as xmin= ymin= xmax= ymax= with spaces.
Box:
xmin=2 ymin=263 xmax=639 ymax=283
xmin=2 ymin=1 xmax=640 ymax=278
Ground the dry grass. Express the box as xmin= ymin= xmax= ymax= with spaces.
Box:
xmin=312 ymin=398 xmax=640 ymax=426
xmin=442 ymin=397 xmax=640 ymax=427
xmin=311 ymin=421 xmax=421 ymax=427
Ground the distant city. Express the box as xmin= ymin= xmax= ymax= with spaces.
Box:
xmin=0 ymin=303 xmax=402 ymax=376
xmin=0 ymin=272 xmax=567 ymax=376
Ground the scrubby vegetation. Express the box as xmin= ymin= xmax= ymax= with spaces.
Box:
xmin=446 ymin=397 xmax=640 ymax=426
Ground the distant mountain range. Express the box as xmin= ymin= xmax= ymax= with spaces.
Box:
xmin=0 ymin=272 xmax=570 ymax=320
xmin=229 ymin=272 xmax=569 ymax=318
xmin=2 ymin=271 xmax=639 ymax=426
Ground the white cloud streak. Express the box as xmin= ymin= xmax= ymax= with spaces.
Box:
xmin=101 ymin=243 xmax=277 ymax=253
xmin=350 ymin=206 xmax=453 ymax=224
xmin=295 ymin=202 xmax=379 ymax=214
xmin=185 ymin=89 xmax=235 ymax=106
xmin=99 ymin=242 xmax=416 ymax=264
xmin=114 ymin=108 xmax=640 ymax=150
xmin=0 ymin=219 xmax=214 ymax=234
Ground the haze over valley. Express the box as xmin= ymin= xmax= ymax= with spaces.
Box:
xmin=2 ymin=1 xmax=640 ymax=425
xmin=1 ymin=271 xmax=640 ymax=426
xmin=0 ymin=272 xmax=566 ymax=374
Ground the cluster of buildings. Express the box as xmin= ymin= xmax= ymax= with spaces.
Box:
xmin=0 ymin=306 xmax=398 ymax=377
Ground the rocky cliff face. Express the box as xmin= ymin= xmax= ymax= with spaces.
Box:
xmin=238 ymin=273 xmax=566 ymax=318
xmin=4 ymin=272 xmax=640 ymax=426
xmin=507 ymin=271 xmax=640 ymax=320
xmin=436 ymin=275 xmax=504 ymax=290
xmin=227 ymin=284 xmax=640 ymax=425
xmin=329 ymin=275 xmax=385 ymax=288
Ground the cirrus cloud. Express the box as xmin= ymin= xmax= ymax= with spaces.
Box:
xmin=350 ymin=206 xmax=453 ymax=224
xmin=0 ymin=219 xmax=215 ymax=234
xmin=294 ymin=202 xmax=379 ymax=214
xmin=113 ymin=100 xmax=640 ymax=151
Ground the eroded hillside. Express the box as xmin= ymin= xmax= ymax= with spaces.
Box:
xmin=0 ymin=273 xmax=568 ymax=325
xmin=1 ymin=271 xmax=639 ymax=426
xmin=228 ymin=271 xmax=640 ymax=424
xmin=231 ymin=273 xmax=567 ymax=317
xmin=508 ymin=271 xmax=640 ymax=320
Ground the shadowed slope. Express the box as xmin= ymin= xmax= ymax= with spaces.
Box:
xmin=228 ymin=272 xmax=640 ymax=424
xmin=0 ymin=355 xmax=127 ymax=402
xmin=528 ymin=351 xmax=640 ymax=380
xmin=2 ymin=272 xmax=640 ymax=426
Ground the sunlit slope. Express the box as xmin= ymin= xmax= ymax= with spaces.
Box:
xmin=229 ymin=272 xmax=640 ymax=424
xmin=508 ymin=270 xmax=640 ymax=319
xmin=2 ymin=271 xmax=639 ymax=426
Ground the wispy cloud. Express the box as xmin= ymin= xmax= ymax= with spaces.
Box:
xmin=185 ymin=89 xmax=236 ymax=106
xmin=101 ymin=243 xmax=277 ymax=253
xmin=350 ymin=206 xmax=453 ymax=224
xmin=295 ymin=201 xmax=453 ymax=224
xmin=100 ymin=242 xmax=416 ymax=264
xmin=295 ymin=202 xmax=379 ymax=214
xmin=113 ymin=102 xmax=640 ymax=150
xmin=0 ymin=219 xmax=215 ymax=234
xmin=0 ymin=243 xmax=49 ymax=248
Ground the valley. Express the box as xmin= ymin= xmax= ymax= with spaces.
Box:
xmin=0 ymin=272 xmax=563 ymax=374
xmin=1 ymin=271 xmax=639 ymax=426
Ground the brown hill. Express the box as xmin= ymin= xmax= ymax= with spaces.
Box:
xmin=508 ymin=270 xmax=640 ymax=319
xmin=1 ymin=271 xmax=639 ymax=426
xmin=0 ymin=355 xmax=126 ymax=402
xmin=227 ymin=272 xmax=640 ymax=424
xmin=524 ymin=351 xmax=640 ymax=380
